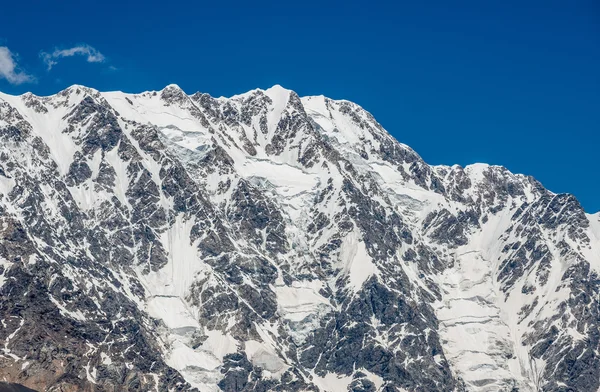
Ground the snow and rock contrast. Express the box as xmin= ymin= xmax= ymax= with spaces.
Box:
xmin=0 ymin=84 xmax=598 ymax=391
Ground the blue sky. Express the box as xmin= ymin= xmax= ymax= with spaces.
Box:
xmin=1 ymin=0 xmax=598 ymax=212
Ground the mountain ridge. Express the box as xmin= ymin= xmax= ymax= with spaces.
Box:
xmin=6 ymin=83 xmax=591 ymax=214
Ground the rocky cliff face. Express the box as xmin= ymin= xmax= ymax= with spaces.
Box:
xmin=0 ymin=84 xmax=598 ymax=392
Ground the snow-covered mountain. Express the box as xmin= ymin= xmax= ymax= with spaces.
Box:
xmin=0 ymin=84 xmax=598 ymax=392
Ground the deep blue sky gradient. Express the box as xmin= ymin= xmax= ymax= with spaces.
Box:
xmin=1 ymin=0 xmax=599 ymax=211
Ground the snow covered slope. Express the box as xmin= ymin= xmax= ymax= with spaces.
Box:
xmin=0 ymin=84 xmax=598 ymax=392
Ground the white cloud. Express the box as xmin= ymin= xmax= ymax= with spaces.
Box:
xmin=41 ymin=44 xmax=106 ymax=70
xmin=0 ymin=46 xmax=35 ymax=85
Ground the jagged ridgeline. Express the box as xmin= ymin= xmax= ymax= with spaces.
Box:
xmin=0 ymin=84 xmax=599 ymax=392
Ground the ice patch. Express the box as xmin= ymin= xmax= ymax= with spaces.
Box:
xmin=433 ymin=209 xmax=539 ymax=391
xmin=237 ymin=158 xmax=319 ymax=198
xmin=0 ymin=256 xmax=9 ymax=288
xmin=274 ymin=280 xmax=330 ymax=322
xmin=103 ymin=91 xmax=208 ymax=135
xmin=587 ymin=213 xmax=600 ymax=272
xmin=311 ymin=372 xmax=353 ymax=392
xmin=0 ymin=174 xmax=15 ymax=197
xmin=101 ymin=352 xmax=112 ymax=365
xmin=339 ymin=230 xmax=378 ymax=292
xmin=0 ymin=91 xmax=81 ymax=176
xmin=245 ymin=340 xmax=287 ymax=377
xmin=2 ymin=318 xmax=24 ymax=360
xmin=49 ymin=295 xmax=87 ymax=321
xmin=200 ymin=329 xmax=238 ymax=359
xmin=160 ymin=126 xmax=212 ymax=152
xmin=263 ymin=85 xmax=291 ymax=137
xmin=137 ymin=215 xmax=224 ymax=390
xmin=464 ymin=163 xmax=490 ymax=184
xmin=104 ymin=144 xmax=131 ymax=207
xmin=147 ymin=296 xmax=199 ymax=332
xmin=167 ymin=339 xmax=222 ymax=391
xmin=274 ymin=280 xmax=331 ymax=344
xmin=434 ymin=250 xmax=519 ymax=389
xmin=140 ymin=215 xmax=207 ymax=298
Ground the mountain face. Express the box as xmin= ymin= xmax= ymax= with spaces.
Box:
xmin=0 ymin=84 xmax=598 ymax=392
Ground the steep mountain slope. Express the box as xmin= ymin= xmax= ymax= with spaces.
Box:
xmin=0 ymin=84 xmax=598 ymax=392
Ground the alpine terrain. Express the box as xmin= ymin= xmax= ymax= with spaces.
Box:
xmin=0 ymin=84 xmax=598 ymax=392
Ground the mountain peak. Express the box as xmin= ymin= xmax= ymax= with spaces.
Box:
xmin=263 ymin=84 xmax=292 ymax=108
xmin=162 ymin=83 xmax=185 ymax=92
xmin=58 ymin=84 xmax=99 ymax=96
xmin=264 ymin=84 xmax=290 ymax=94
xmin=160 ymin=83 xmax=190 ymax=105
